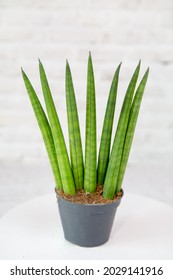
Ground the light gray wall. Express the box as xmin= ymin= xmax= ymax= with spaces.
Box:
xmin=0 ymin=0 xmax=173 ymax=165
xmin=0 ymin=0 xmax=173 ymax=216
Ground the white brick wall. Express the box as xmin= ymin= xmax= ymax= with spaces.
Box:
xmin=0 ymin=0 xmax=173 ymax=165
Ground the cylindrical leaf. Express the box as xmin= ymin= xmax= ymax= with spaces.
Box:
xmin=84 ymin=53 xmax=97 ymax=193
xmin=97 ymin=63 xmax=121 ymax=185
xmin=103 ymin=61 xmax=141 ymax=199
xmin=21 ymin=69 xmax=62 ymax=189
xmin=116 ymin=68 xmax=149 ymax=193
xmin=39 ymin=60 xmax=75 ymax=195
xmin=66 ymin=61 xmax=84 ymax=190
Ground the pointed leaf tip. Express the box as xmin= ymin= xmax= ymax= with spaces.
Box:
xmin=66 ymin=59 xmax=70 ymax=69
xmin=21 ymin=68 xmax=27 ymax=79
xmin=138 ymin=59 xmax=141 ymax=67
xmin=117 ymin=62 xmax=122 ymax=70
xmin=142 ymin=67 xmax=150 ymax=80
xmin=38 ymin=58 xmax=42 ymax=66
xmin=88 ymin=51 xmax=92 ymax=60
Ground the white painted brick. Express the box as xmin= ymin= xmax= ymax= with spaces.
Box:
xmin=0 ymin=0 xmax=172 ymax=10
xmin=0 ymin=0 xmax=173 ymax=166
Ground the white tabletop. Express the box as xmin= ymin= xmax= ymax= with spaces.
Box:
xmin=0 ymin=192 xmax=172 ymax=260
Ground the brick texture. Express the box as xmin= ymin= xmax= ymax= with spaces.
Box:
xmin=0 ymin=0 xmax=173 ymax=165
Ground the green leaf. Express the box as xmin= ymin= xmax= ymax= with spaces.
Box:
xmin=66 ymin=60 xmax=84 ymax=190
xmin=97 ymin=63 xmax=121 ymax=185
xmin=103 ymin=61 xmax=141 ymax=199
xmin=116 ymin=68 xmax=149 ymax=193
xmin=39 ymin=60 xmax=75 ymax=195
xmin=84 ymin=53 xmax=97 ymax=193
xmin=21 ymin=69 xmax=62 ymax=189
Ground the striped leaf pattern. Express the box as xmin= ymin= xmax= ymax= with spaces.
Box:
xmin=84 ymin=53 xmax=97 ymax=193
xmin=97 ymin=63 xmax=121 ymax=185
xmin=103 ymin=62 xmax=141 ymax=199
xmin=116 ymin=68 xmax=149 ymax=193
xmin=39 ymin=60 xmax=75 ymax=195
xmin=66 ymin=61 xmax=84 ymax=190
xmin=22 ymin=56 xmax=149 ymax=200
xmin=21 ymin=69 xmax=62 ymax=189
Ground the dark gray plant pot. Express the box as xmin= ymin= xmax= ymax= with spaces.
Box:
xmin=56 ymin=192 xmax=123 ymax=247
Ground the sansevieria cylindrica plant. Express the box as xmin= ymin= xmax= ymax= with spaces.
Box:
xmin=22 ymin=53 xmax=149 ymax=200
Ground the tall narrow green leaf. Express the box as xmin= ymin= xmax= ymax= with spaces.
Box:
xmin=97 ymin=63 xmax=121 ymax=185
xmin=39 ymin=60 xmax=75 ymax=195
xmin=116 ymin=68 xmax=149 ymax=193
xmin=66 ymin=60 xmax=84 ymax=190
xmin=21 ymin=69 xmax=62 ymax=189
xmin=103 ymin=61 xmax=141 ymax=199
xmin=84 ymin=53 xmax=97 ymax=193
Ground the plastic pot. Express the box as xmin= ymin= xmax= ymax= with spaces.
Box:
xmin=56 ymin=192 xmax=123 ymax=247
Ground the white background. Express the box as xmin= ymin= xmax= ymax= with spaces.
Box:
xmin=0 ymin=0 xmax=173 ymax=216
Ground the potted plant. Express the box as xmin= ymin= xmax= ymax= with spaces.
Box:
xmin=21 ymin=53 xmax=149 ymax=247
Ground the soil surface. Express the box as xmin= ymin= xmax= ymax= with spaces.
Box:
xmin=56 ymin=185 xmax=123 ymax=204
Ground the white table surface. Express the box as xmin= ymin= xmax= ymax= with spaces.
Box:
xmin=0 ymin=192 xmax=173 ymax=260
